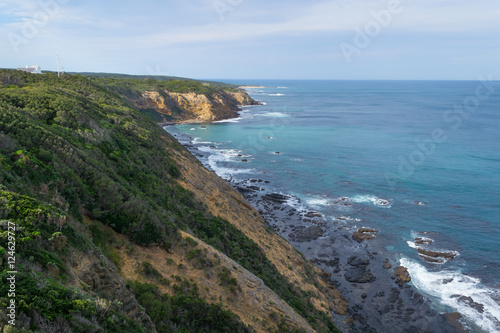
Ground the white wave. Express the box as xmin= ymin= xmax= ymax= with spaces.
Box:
xmin=333 ymin=216 xmax=362 ymax=222
xmin=407 ymin=241 xmax=418 ymax=249
xmin=401 ymin=258 xmax=500 ymax=332
xmin=257 ymin=112 xmax=289 ymax=118
xmin=190 ymin=128 xmax=196 ymax=131
xmin=266 ymin=93 xmax=285 ymax=96
xmin=214 ymin=117 xmax=243 ymax=123
xmin=351 ymin=194 xmax=392 ymax=208
xmin=306 ymin=196 xmax=330 ymax=207
xmin=201 ymin=149 xmax=254 ymax=179
xmin=192 ymin=138 xmax=212 ymax=144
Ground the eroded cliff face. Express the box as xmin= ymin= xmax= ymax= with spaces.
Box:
xmin=135 ymin=89 xmax=258 ymax=123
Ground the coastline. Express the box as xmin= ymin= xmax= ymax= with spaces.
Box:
xmin=164 ymin=116 xmax=470 ymax=333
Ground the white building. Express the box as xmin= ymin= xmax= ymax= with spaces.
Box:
xmin=17 ymin=65 xmax=42 ymax=74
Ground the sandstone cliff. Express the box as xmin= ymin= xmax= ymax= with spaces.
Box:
xmin=134 ymin=89 xmax=259 ymax=123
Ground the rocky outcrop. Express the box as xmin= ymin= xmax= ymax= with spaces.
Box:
xmin=393 ymin=266 xmax=411 ymax=286
xmin=135 ymin=89 xmax=259 ymax=123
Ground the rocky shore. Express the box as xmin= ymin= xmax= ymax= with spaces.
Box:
xmin=171 ymin=134 xmax=470 ymax=333
xmin=231 ymin=181 xmax=468 ymax=333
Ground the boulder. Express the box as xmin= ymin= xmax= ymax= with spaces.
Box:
xmin=394 ymin=266 xmax=411 ymax=286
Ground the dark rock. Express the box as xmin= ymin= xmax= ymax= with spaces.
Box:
xmin=361 ymin=293 xmax=367 ymax=299
xmin=412 ymin=292 xmax=424 ymax=306
xmin=241 ymin=159 xmax=248 ymax=162
xmin=417 ymin=248 xmax=456 ymax=260
xmin=414 ymin=237 xmax=433 ymax=245
xmin=262 ymin=193 xmax=289 ymax=203
xmin=288 ymin=225 xmax=324 ymax=242
xmin=236 ymin=186 xmax=255 ymax=193
xmin=387 ymin=287 xmax=400 ymax=303
xmin=403 ymin=326 xmax=425 ymax=333
xmin=349 ymin=258 xmax=370 ymax=267
xmin=383 ymin=263 xmax=392 ymax=269
xmin=345 ymin=266 xmax=376 ymax=283
xmin=305 ymin=211 xmax=323 ymax=218
xmin=453 ymin=295 xmax=485 ymax=313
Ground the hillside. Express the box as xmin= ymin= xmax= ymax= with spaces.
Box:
xmin=0 ymin=70 xmax=346 ymax=332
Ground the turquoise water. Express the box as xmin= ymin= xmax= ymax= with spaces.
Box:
xmin=167 ymin=80 xmax=500 ymax=331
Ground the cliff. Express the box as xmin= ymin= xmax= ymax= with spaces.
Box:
xmin=91 ymin=76 xmax=260 ymax=124
xmin=136 ymin=89 xmax=258 ymax=123
xmin=0 ymin=70 xmax=345 ymax=332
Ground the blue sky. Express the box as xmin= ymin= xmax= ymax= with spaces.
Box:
xmin=1 ymin=0 xmax=499 ymax=80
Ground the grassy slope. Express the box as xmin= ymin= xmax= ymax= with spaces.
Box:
xmin=0 ymin=70 xmax=340 ymax=332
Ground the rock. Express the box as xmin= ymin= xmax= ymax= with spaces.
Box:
xmin=412 ymin=292 xmax=424 ymax=306
xmin=417 ymin=248 xmax=456 ymax=260
xmin=210 ymin=145 xmax=217 ymax=148
xmin=414 ymin=237 xmax=432 ymax=245
xmin=414 ymin=201 xmax=427 ymax=205
xmin=353 ymin=228 xmax=378 ymax=242
xmin=288 ymin=225 xmax=325 ymax=242
xmin=361 ymin=293 xmax=368 ymax=299
xmin=274 ymin=152 xmax=280 ymax=155
xmin=348 ymin=258 xmax=370 ymax=267
xmin=394 ymin=266 xmax=411 ymax=286
xmin=387 ymin=287 xmax=400 ymax=303
xmin=383 ymin=263 xmax=392 ymax=269
xmin=236 ymin=186 xmax=255 ymax=193
xmin=304 ymin=211 xmax=323 ymax=218
xmin=241 ymin=159 xmax=248 ymax=162
xmin=345 ymin=258 xmax=376 ymax=283
xmin=442 ymin=312 xmax=467 ymax=332
xmin=262 ymin=193 xmax=289 ymax=204
xmin=453 ymin=295 xmax=485 ymax=313
xmin=345 ymin=266 xmax=376 ymax=283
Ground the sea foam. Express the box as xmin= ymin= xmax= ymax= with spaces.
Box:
xmin=401 ymin=258 xmax=500 ymax=332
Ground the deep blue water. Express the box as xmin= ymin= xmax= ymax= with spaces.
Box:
xmin=167 ymin=80 xmax=500 ymax=332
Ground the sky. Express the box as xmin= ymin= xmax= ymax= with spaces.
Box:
xmin=0 ymin=0 xmax=499 ymax=80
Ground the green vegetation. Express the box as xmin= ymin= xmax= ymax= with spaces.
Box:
xmin=0 ymin=191 xmax=146 ymax=332
xmin=130 ymin=280 xmax=251 ymax=333
xmin=0 ymin=69 xmax=339 ymax=332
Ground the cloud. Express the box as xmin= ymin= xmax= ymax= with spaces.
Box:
xmin=93 ymin=0 xmax=500 ymax=49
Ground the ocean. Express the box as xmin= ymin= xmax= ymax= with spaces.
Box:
xmin=166 ymin=80 xmax=500 ymax=332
